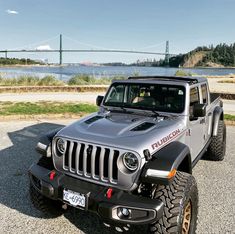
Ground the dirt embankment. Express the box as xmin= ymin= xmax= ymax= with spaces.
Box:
xmin=182 ymin=51 xmax=223 ymax=68
xmin=182 ymin=51 xmax=207 ymax=67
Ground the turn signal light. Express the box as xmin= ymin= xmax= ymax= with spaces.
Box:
xmin=167 ymin=169 xmax=177 ymax=179
xmin=49 ymin=170 xmax=56 ymax=180
xmin=106 ymin=188 xmax=113 ymax=199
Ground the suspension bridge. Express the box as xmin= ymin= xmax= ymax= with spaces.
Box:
xmin=0 ymin=34 xmax=177 ymax=65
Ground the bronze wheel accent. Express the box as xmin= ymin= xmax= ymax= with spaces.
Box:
xmin=182 ymin=200 xmax=192 ymax=234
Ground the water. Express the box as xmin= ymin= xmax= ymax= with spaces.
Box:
xmin=0 ymin=65 xmax=235 ymax=81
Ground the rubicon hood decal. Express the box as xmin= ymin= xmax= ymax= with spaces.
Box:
xmin=151 ymin=129 xmax=181 ymax=151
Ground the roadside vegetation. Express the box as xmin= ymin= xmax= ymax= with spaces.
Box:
xmin=224 ymin=114 xmax=235 ymax=121
xmin=0 ymin=75 xmax=64 ymax=86
xmin=0 ymin=74 xmax=126 ymax=86
xmin=67 ymin=75 xmax=125 ymax=85
xmin=0 ymin=101 xmax=97 ymax=115
xmin=0 ymin=101 xmax=234 ymax=122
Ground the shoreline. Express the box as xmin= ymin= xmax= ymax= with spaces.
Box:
xmin=1 ymin=64 xmax=235 ymax=69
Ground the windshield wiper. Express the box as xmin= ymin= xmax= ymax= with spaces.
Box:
xmin=150 ymin=110 xmax=160 ymax=117
xmin=131 ymin=106 xmax=160 ymax=117
xmin=104 ymin=106 xmax=134 ymax=114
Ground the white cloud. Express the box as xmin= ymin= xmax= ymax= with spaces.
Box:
xmin=6 ymin=9 xmax=19 ymax=15
xmin=36 ymin=45 xmax=52 ymax=50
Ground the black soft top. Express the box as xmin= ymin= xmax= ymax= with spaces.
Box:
xmin=128 ymin=75 xmax=207 ymax=85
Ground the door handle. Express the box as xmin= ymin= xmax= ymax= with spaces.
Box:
xmin=200 ymin=118 xmax=206 ymax=124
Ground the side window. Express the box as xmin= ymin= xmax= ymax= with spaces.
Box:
xmin=189 ymin=87 xmax=200 ymax=119
xmin=201 ymin=84 xmax=208 ymax=104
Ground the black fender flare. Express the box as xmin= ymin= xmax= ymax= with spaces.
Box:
xmin=212 ymin=106 xmax=223 ymax=136
xmin=35 ymin=128 xmax=63 ymax=157
xmin=141 ymin=141 xmax=191 ymax=185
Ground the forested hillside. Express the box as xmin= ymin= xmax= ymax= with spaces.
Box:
xmin=169 ymin=43 xmax=235 ymax=67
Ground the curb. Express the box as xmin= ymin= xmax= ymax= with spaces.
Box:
xmin=0 ymin=85 xmax=108 ymax=93
xmin=211 ymin=92 xmax=235 ymax=100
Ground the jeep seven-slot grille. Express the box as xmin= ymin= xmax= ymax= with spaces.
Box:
xmin=63 ymin=140 xmax=119 ymax=184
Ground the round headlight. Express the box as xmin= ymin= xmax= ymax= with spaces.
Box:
xmin=122 ymin=153 xmax=138 ymax=171
xmin=56 ymin=138 xmax=66 ymax=154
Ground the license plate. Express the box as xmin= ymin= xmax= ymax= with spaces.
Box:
xmin=63 ymin=189 xmax=86 ymax=208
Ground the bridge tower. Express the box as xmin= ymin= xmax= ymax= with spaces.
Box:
xmin=164 ymin=40 xmax=170 ymax=65
xmin=59 ymin=34 xmax=62 ymax=65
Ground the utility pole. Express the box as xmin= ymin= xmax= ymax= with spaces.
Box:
xmin=164 ymin=40 xmax=170 ymax=66
xmin=59 ymin=34 xmax=62 ymax=65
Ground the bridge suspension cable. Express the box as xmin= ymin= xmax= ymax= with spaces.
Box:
xmin=137 ymin=41 xmax=166 ymax=50
xmin=9 ymin=35 xmax=58 ymax=50
xmin=63 ymin=35 xmax=110 ymax=50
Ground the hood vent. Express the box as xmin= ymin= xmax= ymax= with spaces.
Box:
xmin=131 ymin=122 xmax=155 ymax=131
xmin=84 ymin=116 xmax=103 ymax=124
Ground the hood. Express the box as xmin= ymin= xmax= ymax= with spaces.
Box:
xmin=56 ymin=111 xmax=187 ymax=156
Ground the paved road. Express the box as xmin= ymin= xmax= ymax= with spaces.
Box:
xmin=0 ymin=120 xmax=234 ymax=234
xmin=0 ymin=92 xmax=105 ymax=104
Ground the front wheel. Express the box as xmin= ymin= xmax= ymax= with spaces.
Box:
xmin=149 ymin=172 xmax=198 ymax=234
xmin=29 ymin=182 xmax=64 ymax=217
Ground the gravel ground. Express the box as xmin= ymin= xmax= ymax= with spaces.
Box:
xmin=0 ymin=119 xmax=234 ymax=234
xmin=207 ymin=78 xmax=235 ymax=94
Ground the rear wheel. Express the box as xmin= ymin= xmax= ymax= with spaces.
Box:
xmin=205 ymin=120 xmax=226 ymax=161
xmin=148 ymin=172 xmax=198 ymax=234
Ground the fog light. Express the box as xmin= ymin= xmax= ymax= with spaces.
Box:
xmin=120 ymin=208 xmax=130 ymax=217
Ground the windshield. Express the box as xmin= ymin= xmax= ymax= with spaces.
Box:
xmin=103 ymin=83 xmax=186 ymax=113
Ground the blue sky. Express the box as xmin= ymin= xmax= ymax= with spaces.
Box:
xmin=0 ymin=0 xmax=235 ymax=63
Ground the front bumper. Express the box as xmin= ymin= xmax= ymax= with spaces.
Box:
xmin=29 ymin=163 xmax=164 ymax=225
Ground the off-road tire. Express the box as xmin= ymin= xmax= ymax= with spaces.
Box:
xmin=29 ymin=182 xmax=63 ymax=217
xmin=205 ymin=120 xmax=226 ymax=161
xmin=149 ymin=172 xmax=198 ymax=234
xmin=37 ymin=156 xmax=54 ymax=170
xmin=30 ymin=156 xmax=62 ymax=217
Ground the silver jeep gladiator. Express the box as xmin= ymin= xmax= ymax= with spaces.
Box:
xmin=29 ymin=76 xmax=226 ymax=234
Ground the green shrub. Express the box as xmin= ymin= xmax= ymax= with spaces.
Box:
xmin=175 ymin=70 xmax=193 ymax=76
xmin=68 ymin=75 xmax=96 ymax=85
xmin=17 ymin=76 xmax=40 ymax=86
xmin=38 ymin=76 xmax=64 ymax=86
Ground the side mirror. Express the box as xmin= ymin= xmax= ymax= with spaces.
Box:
xmin=96 ymin=95 xmax=104 ymax=106
xmin=193 ymin=103 xmax=206 ymax=118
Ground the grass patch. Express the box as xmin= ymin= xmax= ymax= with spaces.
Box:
xmin=0 ymin=102 xmax=97 ymax=115
xmin=0 ymin=101 xmax=234 ymax=121
xmin=224 ymin=114 xmax=235 ymax=121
